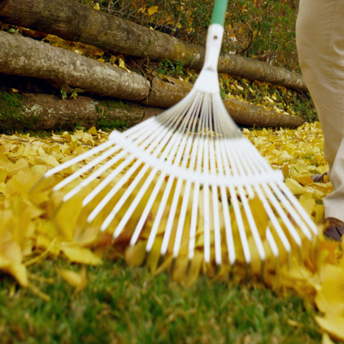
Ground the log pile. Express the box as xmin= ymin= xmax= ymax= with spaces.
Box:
xmin=0 ymin=0 xmax=306 ymax=130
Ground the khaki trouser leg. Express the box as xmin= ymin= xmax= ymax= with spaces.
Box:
xmin=296 ymin=0 xmax=344 ymax=222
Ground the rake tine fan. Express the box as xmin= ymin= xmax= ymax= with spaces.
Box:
xmin=32 ymin=0 xmax=318 ymax=279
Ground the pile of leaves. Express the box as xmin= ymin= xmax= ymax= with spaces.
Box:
xmin=0 ymin=122 xmax=344 ymax=341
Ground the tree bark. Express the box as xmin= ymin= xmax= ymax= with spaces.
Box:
xmin=0 ymin=93 xmax=163 ymax=132
xmin=0 ymin=31 xmax=150 ymax=101
xmin=143 ymin=76 xmax=304 ymax=128
xmin=0 ymin=0 xmax=307 ymax=91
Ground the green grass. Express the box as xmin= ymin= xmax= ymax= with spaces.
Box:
xmin=0 ymin=259 xmax=323 ymax=344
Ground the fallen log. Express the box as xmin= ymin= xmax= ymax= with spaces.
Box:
xmin=0 ymin=93 xmax=163 ymax=132
xmin=0 ymin=31 xmax=150 ymax=101
xmin=0 ymin=0 xmax=307 ymax=91
xmin=0 ymin=89 xmax=303 ymax=132
xmin=143 ymin=76 xmax=304 ymax=128
xmin=0 ymin=31 xmax=303 ymax=129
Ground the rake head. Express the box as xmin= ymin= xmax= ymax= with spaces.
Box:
xmin=32 ymin=24 xmax=318 ymax=282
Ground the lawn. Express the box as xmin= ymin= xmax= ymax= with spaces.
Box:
xmin=0 ymin=259 xmax=321 ymax=344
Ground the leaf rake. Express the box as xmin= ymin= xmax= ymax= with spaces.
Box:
xmin=32 ymin=0 xmax=318 ymax=280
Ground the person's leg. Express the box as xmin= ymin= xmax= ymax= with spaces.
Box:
xmin=296 ymin=0 xmax=344 ymax=226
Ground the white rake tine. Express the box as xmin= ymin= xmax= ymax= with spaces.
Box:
xmin=46 ymin=117 xmax=155 ymax=179
xmin=239 ymin=147 xmax=299 ymax=247
xmin=185 ymin=137 xmax=203 ymax=259
xmin=278 ymin=182 xmax=318 ymax=236
xmin=155 ymin=89 xmax=196 ymax=124
xmin=109 ymin=166 xmax=158 ymax=236
xmin=160 ymin=177 xmax=183 ymax=255
xmin=96 ymin=125 xmax=179 ymax=229
xmin=198 ymin=97 xmax=211 ymax=264
xmin=217 ymin=138 xmax=236 ymax=265
xmin=261 ymin=183 xmax=302 ymax=247
xmin=113 ymin=138 xmax=185 ymax=238
xmin=163 ymin=94 xmax=206 ymax=256
xmin=84 ymin=106 xmax=187 ymax=211
xmin=226 ymin=140 xmax=266 ymax=263
xmin=215 ymin=93 xmax=241 ymax=138
xmin=51 ymin=117 xmax=160 ymax=192
xmin=241 ymin=139 xmax=315 ymax=240
xmin=242 ymin=140 xmax=314 ymax=241
xmin=83 ymin=155 xmax=137 ymax=208
xmin=82 ymin=122 xmax=171 ymax=207
xmin=87 ymin=136 xmax=171 ymax=222
xmin=201 ymin=95 xmax=211 ymax=264
xmin=209 ymin=98 xmax=222 ymax=266
xmin=86 ymin=161 xmax=146 ymax=224
xmin=107 ymin=99 xmax=196 ymax=236
xmin=221 ymin=185 xmax=235 ymax=265
xmin=130 ymin=92 xmax=201 ymax=247
xmin=229 ymin=140 xmax=255 ymax=199
xmin=130 ymin=170 xmax=167 ymax=246
xmin=136 ymin=110 xmax=197 ymax=249
xmin=46 ymin=139 xmax=115 ymax=179
xmin=211 ymin=185 xmax=221 ymax=265
xmin=221 ymin=140 xmax=251 ymax=264
xmin=172 ymin=98 xmax=204 ymax=259
xmin=189 ymin=183 xmax=200 ymax=260
xmin=240 ymin=185 xmax=266 ymax=262
xmin=271 ymin=182 xmax=312 ymax=241
xmin=188 ymin=95 xmax=208 ymax=260
xmin=213 ymin=106 xmax=236 ymax=266
xmin=161 ymin=100 xmax=201 ymax=256
xmin=53 ymin=144 xmax=121 ymax=192
xmin=232 ymin=142 xmax=292 ymax=253
xmin=173 ymin=180 xmax=192 ymax=258
xmin=256 ymin=184 xmax=292 ymax=253
xmin=63 ymin=149 xmax=132 ymax=202
xmin=151 ymin=98 xmax=200 ymax=254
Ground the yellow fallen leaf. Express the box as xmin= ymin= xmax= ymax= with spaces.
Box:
xmin=93 ymin=3 xmax=100 ymax=10
xmin=118 ymin=58 xmax=131 ymax=73
xmin=172 ymin=255 xmax=188 ymax=286
xmin=287 ymin=319 xmax=302 ymax=327
xmin=186 ymin=250 xmax=203 ymax=287
xmin=292 ymin=172 xmax=314 ymax=186
xmin=316 ymin=314 xmax=344 ymax=341
xmin=60 ymin=246 xmax=103 ymax=265
xmin=147 ymin=5 xmax=158 ymax=16
xmin=125 ymin=240 xmax=147 ymax=267
xmin=285 ymin=178 xmax=305 ymax=195
xmin=146 ymin=236 xmax=163 ymax=274
xmin=58 ymin=267 xmax=87 ymax=292
xmin=0 ymin=240 xmax=27 ymax=287
xmin=322 ymin=332 xmax=336 ymax=344
xmin=0 ymin=167 xmax=7 ymax=183
xmin=88 ymin=126 xmax=98 ymax=135
xmin=315 ymin=265 xmax=344 ymax=315
xmin=298 ymin=193 xmax=315 ymax=215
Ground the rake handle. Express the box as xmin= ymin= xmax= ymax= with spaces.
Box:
xmin=211 ymin=0 xmax=229 ymax=26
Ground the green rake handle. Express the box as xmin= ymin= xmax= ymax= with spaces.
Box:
xmin=211 ymin=0 xmax=229 ymax=26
